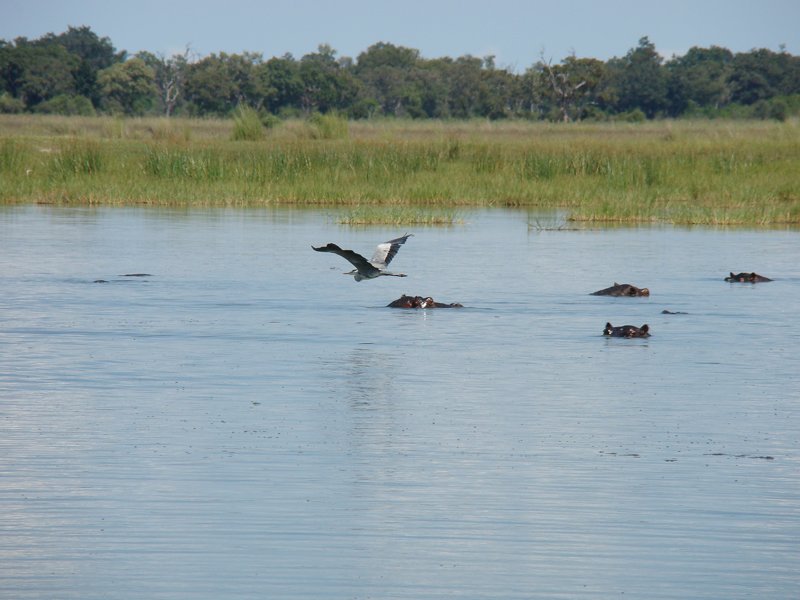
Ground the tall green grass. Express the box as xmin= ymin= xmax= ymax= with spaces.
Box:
xmin=306 ymin=113 xmax=349 ymax=140
xmin=49 ymin=139 xmax=104 ymax=178
xmin=0 ymin=138 xmax=24 ymax=172
xmin=1 ymin=114 xmax=798 ymax=225
xmin=338 ymin=206 xmax=462 ymax=225
xmin=231 ymin=105 xmax=264 ymax=141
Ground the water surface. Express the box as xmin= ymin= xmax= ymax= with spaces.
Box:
xmin=1 ymin=206 xmax=798 ymax=599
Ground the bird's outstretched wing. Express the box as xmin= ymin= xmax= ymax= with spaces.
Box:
xmin=312 ymin=243 xmax=379 ymax=276
xmin=370 ymin=234 xmax=413 ymax=268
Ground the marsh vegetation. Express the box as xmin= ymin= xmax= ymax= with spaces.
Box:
xmin=1 ymin=114 xmax=798 ymax=225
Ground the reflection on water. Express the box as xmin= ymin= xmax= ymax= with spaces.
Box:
xmin=344 ymin=345 xmax=398 ymax=409
xmin=1 ymin=205 xmax=799 ymax=599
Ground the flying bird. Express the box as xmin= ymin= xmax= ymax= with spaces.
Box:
xmin=312 ymin=234 xmax=413 ymax=281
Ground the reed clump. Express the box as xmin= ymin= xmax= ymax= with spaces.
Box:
xmin=49 ymin=139 xmax=104 ymax=178
xmin=231 ymin=105 xmax=264 ymax=141
xmin=1 ymin=114 xmax=798 ymax=225
xmin=0 ymin=138 xmax=25 ymax=172
xmin=306 ymin=113 xmax=349 ymax=140
xmin=338 ymin=205 xmax=462 ymax=225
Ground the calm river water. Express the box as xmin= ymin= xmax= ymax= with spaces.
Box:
xmin=1 ymin=206 xmax=798 ymax=599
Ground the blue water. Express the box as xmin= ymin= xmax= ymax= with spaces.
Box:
xmin=1 ymin=206 xmax=798 ymax=599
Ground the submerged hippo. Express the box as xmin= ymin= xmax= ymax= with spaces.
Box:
xmin=603 ymin=322 xmax=651 ymax=338
xmin=591 ymin=283 xmax=650 ymax=297
xmin=725 ymin=272 xmax=772 ymax=283
xmin=387 ymin=294 xmax=463 ymax=309
xmin=93 ymin=273 xmax=153 ymax=284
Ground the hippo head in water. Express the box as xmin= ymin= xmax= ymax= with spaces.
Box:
xmin=591 ymin=283 xmax=650 ymax=297
xmin=387 ymin=294 xmax=463 ymax=308
xmin=387 ymin=294 xmax=424 ymax=308
xmin=603 ymin=322 xmax=651 ymax=338
xmin=725 ymin=272 xmax=772 ymax=283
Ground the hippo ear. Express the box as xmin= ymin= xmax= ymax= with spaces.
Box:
xmin=641 ymin=324 xmax=649 ymax=333
xmin=614 ymin=282 xmax=619 ymax=286
xmin=730 ymin=272 xmax=735 ymax=278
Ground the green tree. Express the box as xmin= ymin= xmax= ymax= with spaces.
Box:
xmin=540 ymin=55 xmax=606 ymax=121
xmin=184 ymin=52 xmax=263 ymax=115
xmin=254 ymin=55 xmax=303 ymax=114
xmin=298 ymin=45 xmax=359 ymax=114
xmin=518 ymin=66 xmax=548 ymax=119
xmin=32 ymin=93 xmax=95 ymax=115
xmin=607 ymin=37 xmax=669 ymax=118
xmin=354 ymin=42 xmax=422 ymax=116
xmin=356 ymin=42 xmax=419 ymax=72
xmin=4 ymin=25 xmax=800 ymax=121
xmin=727 ymin=48 xmax=800 ymax=105
xmin=0 ymin=91 xmax=25 ymax=113
xmin=0 ymin=27 xmax=121 ymax=110
xmin=479 ymin=62 xmax=517 ymax=119
xmin=49 ymin=26 xmax=124 ymax=106
xmin=443 ymin=55 xmax=485 ymax=118
xmin=666 ymin=46 xmax=733 ymax=115
xmin=1 ymin=42 xmax=79 ymax=107
xmin=139 ymin=48 xmax=190 ymax=116
xmin=430 ymin=55 xmax=518 ymax=120
xmin=98 ymin=57 xmax=156 ymax=115
xmin=184 ymin=53 xmax=235 ymax=114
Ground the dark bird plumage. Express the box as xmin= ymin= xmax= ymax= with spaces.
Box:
xmin=312 ymin=234 xmax=413 ymax=281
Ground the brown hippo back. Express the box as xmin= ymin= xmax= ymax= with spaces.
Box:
xmin=603 ymin=322 xmax=651 ymax=338
xmin=725 ymin=272 xmax=772 ymax=283
xmin=591 ymin=283 xmax=650 ymax=296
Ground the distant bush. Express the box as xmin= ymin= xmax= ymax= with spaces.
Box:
xmin=259 ymin=112 xmax=282 ymax=130
xmin=580 ymin=106 xmax=611 ymax=121
xmin=0 ymin=93 xmax=26 ymax=114
xmin=307 ymin=112 xmax=349 ymax=139
xmin=693 ymin=96 xmax=800 ymax=121
xmin=231 ymin=105 xmax=264 ymax=141
xmin=760 ymin=99 xmax=788 ymax=121
xmin=32 ymin=94 xmax=96 ymax=116
xmin=613 ymin=109 xmax=647 ymax=123
xmin=277 ymin=106 xmax=304 ymax=120
xmin=347 ymin=98 xmax=380 ymax=120
xmin=149 ymin=122 xmax=192 ymax=143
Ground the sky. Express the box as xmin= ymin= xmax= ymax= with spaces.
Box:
xmin=2 ymin=0 xmax=798 ymax=71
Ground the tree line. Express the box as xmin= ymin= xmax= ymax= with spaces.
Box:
xmin=2 ymin=26 xmax=799 ymax=121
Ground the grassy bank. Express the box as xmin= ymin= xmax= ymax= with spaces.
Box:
xmin=1 ymin=115 xmax=798 ymax=225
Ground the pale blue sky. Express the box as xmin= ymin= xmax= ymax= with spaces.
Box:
xmin=2 ymin=0 xmax=798 ymax=71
